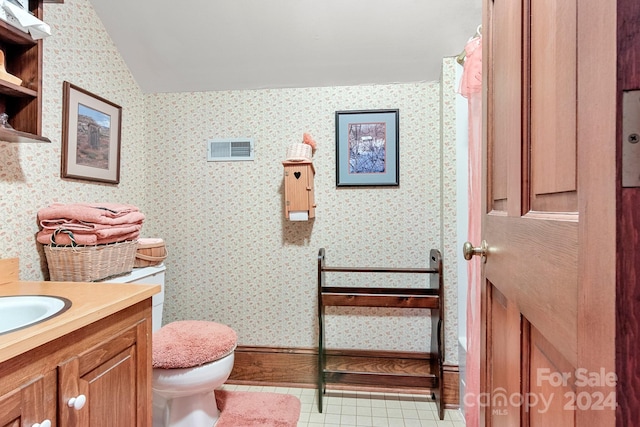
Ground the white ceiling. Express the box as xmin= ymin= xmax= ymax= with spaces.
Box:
xmin=88 ymin=0 xmax=482 ymax=94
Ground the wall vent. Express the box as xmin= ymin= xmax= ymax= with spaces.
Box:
xmin=207 ymin=138 xmax=254 ymax=161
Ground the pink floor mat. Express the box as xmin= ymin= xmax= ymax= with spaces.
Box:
xmin=215 ymin=390 xmax=301 ymax=427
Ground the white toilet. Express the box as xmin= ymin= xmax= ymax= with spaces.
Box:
xmin=104 ymin=266 xmax=236 ymax=427
xmin=102 ymin=264 xmax=166 ymax=332
xmin=151 ymin=320 xmax=237 ymax=427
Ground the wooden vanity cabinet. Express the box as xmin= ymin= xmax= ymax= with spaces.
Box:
xmin=0 ymin=300 xmax=153 ymax=427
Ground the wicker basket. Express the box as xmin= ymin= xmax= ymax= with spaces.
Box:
xmin=134 ymin=238 xmax=167 ymax=267
xmin=44 ymin=240 xmax=138 ymax=282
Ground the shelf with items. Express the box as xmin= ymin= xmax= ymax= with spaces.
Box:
xmin=0 ymin=125 xmax=49 ymax=142
xmin=0 ymin=0 xmax=50 ymax=143
xmin=0 ymin=77 xmax=37 ymax=96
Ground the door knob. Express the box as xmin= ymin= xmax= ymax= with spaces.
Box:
xmin=68 ymin=394 xmax=87 ymax=410
xmin=463 ymin=240 xmax=488 ymax=262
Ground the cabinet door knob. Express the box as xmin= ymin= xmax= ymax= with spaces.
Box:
xmin=32 ymin=420 xmax=52 ymax=427
xmin=68 ymin=394 xmax=87 ymax=410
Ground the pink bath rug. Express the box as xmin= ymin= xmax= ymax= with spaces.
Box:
xmin=215 ymin=390 xmax=301 ymax=427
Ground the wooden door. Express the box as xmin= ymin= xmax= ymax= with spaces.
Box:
xmin=478 ymin=0 xmax=616 ymax=426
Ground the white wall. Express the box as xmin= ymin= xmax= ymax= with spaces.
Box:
xmin=455 ymin=63 xmax=470 ymax=410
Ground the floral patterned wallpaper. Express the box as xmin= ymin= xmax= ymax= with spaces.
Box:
xmin=146 ymin=77 xmax=461 ymax=362
xmin=0 ymin=0 xmax=148 ymax=280
xmin=0 ymin=0 xmax=461 ymax=364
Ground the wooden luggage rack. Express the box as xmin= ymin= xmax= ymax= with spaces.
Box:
xmin=317 ymin=248 xmax=445 ymax=420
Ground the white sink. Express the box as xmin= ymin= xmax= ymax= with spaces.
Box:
xmin=0 ymin=295 xmax=71 ymax=335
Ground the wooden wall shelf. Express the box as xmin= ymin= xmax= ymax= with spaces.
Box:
xmin=0 ymin=0 xmax=49 ymax=143
xmin=0 ymin=79 xmax=37 ymax=97
xmin=0 ymin=127 xmax=50 ymax=143
xmin=0 ymin=20 xmax=37 ymax=45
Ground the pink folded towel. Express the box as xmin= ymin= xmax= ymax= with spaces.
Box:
xmin=37 ymin=203 xmax=145 ymax=247
xmin=38 ymin=203 xmax=144 ymax=225
xmin=40 ymin=223 xmax=141 ymax=237
xmin=37 ymin=230 xmax=140 ymax=246
xmin=40 ymin=212 xmax=145 ymax=229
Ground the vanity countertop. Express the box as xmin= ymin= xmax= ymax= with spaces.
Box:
xmin=0 ymin=277 xmax=159 ymax=364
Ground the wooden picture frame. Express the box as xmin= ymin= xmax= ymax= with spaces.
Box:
xmin=335 ymin=109 xmax=399 ymax=187
xmin=61 ymin=82 xmax=122 ymax=184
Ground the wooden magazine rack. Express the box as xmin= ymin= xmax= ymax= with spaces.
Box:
xmin=316 ymin=248 xmax=445 ymax=420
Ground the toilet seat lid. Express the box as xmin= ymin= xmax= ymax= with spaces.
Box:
xmin=153 ymin=320 xmax=237 ymax=369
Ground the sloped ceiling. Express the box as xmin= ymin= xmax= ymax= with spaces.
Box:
xmin=88 ymin=0 xmax=482 ymax=94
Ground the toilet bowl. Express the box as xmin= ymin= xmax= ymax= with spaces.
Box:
xmin=152 ymin=320 xmax=237 ymax=427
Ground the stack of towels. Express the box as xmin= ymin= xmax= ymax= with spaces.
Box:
xmin=37 ymin=202 xmax=144 ymax=246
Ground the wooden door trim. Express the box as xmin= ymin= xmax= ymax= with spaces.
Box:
xmin=575 ymin=0 xmax=616 ymax=426
xmin=616 ymin=1 xmax=640 ymax=426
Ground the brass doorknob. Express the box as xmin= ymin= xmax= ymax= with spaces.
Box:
xmin=463 ymin=240 xmax=488 ymax=262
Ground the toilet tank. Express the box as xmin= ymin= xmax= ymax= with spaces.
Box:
xmin=102 ymin=264 xmax=166 ymax=332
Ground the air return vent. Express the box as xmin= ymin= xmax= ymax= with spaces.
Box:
xmin=207 ymin=138 xmax=254 ymax=161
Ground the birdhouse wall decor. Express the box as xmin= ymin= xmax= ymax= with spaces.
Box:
xmin=283 ymin=161 xmax=316 ymax=221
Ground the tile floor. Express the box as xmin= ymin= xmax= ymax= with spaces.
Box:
xmin=219 ymin=384 xmax=466 ymax=427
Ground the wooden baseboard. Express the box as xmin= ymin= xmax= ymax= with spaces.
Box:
xmin=228 ymin=346 xmax=459 ymax=408
xmin=442 ymin=364 xmax=460 ymax=409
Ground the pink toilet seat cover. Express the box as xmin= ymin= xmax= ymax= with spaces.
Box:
xmin=153 ymin=320 xmax=237 ymax=369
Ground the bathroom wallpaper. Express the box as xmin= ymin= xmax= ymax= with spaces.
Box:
xmin=441 ymin=57 xmax=461 ymax=364
xmin=0 ymin=0 xmax=148 ymax=279
xmin=0 ymin=0 xmax=461 ymax=364
xmin=144 ymin=78 xmax=460 ymax=362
